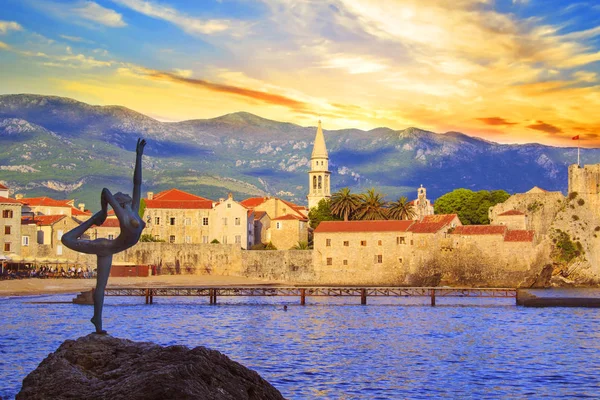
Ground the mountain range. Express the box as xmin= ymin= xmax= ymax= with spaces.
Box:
xmin=0 ymin=94 xmax=593 ymax=210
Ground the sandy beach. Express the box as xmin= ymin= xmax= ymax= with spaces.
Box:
xmin=0 ymin=275 xmax=289 ymax=297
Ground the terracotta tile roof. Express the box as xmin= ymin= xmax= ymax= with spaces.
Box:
xmin=408 ymin=214 xmax=459 ymax=234
xmin=0 ymin=196 xmax=21 ymax=204
xmin=452 ymin=225 xmax=507 ymax=235
xmin=240 ymin=197 xmax=267 ymax=208
xmin=144 ymin=199 xmax=214 ymax=209
xmin=19 ymin=197 xmax=73 ymax=207
xmin=504 ymin=230 xmax=535 ymax=242
xmin=98 ymin=218 xmax=120 ymax=228
xmin=315 ymin=220 xmax=414 ymax=233
xmin=499 ymin=210 xmax=525 ymax=216
xmin=72 ymin=207 xmax=91 ymax=216
xmin=247 ymin=209 xmax=254 ymax=217
xmin=152 ymin=188 xmax=212 ymax=202
xmin=272 ymin=214 xmax=308 ymax=221
xmin=254 ymin=210 xmax=268 ymax=220
xmin=21 ymin=215 xmax=66 ymax=226
xmin=0 ymin=183 xmax=8 ymax=190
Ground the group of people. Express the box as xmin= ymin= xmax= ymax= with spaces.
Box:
xmin=0 ymin=264 xmax=96 ymax=280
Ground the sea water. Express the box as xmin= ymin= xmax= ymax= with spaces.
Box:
xmin=1 ymin=293 xmax=600 ymax=399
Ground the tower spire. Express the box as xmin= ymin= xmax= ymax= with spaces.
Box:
xmin=307 ymin=120 xmax=331 ymax=209
xmin=311 ymin=120 xmax=328 ymax=159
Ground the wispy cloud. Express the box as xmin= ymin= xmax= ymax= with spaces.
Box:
xmin=0 ymin=21 xmax=22 ymax=34
xmin=147 ymin=69 xmax=309 ymax=111
xmin=526 ymin=121 xmax=562 ymax=134
xmin=60 ymin=34 xmax=95 ymax=44
xmin=112 ymin=0 xmax=230 ymax=35
xmin=30 ymin=0 xmax=126 ymax=28
xmin=476 ymin=117 xmax=518 ymax=126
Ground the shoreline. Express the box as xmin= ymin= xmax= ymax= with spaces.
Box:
xmin=0 ymin=275 xmax=289 ymax=297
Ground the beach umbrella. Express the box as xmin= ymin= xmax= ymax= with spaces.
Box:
xmin=0 ymin=254 xmax=9 ymax=261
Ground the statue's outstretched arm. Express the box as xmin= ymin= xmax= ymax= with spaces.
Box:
xmin=132 ymin=138 xmax=146 ymax=213
xmin=102 ymin=188 xmax=127 ymax=222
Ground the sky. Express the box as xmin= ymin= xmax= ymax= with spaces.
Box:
xmin=0 ymin=0 xmax=599 ymax=147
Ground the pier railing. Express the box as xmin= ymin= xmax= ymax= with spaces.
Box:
xmin=94 ymin=286 xmax=518 ymax=306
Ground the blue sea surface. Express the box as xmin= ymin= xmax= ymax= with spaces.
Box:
xmin=1 ymin=292 xmax=600 ymax=399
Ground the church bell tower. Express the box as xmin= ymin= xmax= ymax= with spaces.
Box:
xmin=307 ymin=120 xmax=331 ymax=209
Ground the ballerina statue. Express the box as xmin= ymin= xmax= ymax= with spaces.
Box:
xmin=62 ymin=138 xmax=146 ymax=334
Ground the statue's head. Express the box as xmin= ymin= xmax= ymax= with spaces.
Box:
xmin=114 ymin=192 xmax=133 ymax=208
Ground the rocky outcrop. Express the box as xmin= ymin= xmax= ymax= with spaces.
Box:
xmin=17 ymin=334 xmax=285 ymax=400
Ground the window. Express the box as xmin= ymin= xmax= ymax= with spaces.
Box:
xmin=378 ymin=240 xmax=382 ymax=246
xmin=235 ymin=217 xmax=241 ymax=226
xmin=276 ymin=222 xmax=281 ymax=229
xmin=108 ymin=234 xmax=114 ymax=240
xmin=282 ymin=208 xmax=287 ymax=214
xmin=398 ymin=258 xmax=403 ymax=264
xmin=326 ymin=239 xmax=331 ymax=247
xmin=56 ymin=245 xmax=62 ymax=255
xmin=184 ymin=218 xmax=191 ymax=226
xmin=222 ymin=218 xmax=228 ymax=226
xmin=222 ymin=236 xmax=228 ymax=244
xmin=313 ymin=176 xmax=317 ymax=189
xmin=169 ymin=235 xmax=175 ymax=243
xmin=4 ymin=243 xmax=10 ymax=252
xmin=170 ymin=217 xmax=176 ymax=225
xmin=203 ymin=217 xmax=209 ymax=226
xmin=318 ymin=175 xmax=322 ymax=189
xmin=397 ymin=236 xmax=406 ymax=245
xmin=343 ymin=259 xmax=348 ymax=265
xmin=155 ymin=217 xmax=160 ymax=225
xmin=376 ymin=255 xmax=383 ymax=263
xmin=22 ymin=236 xmax=29 ymax=246
xmin=57 ymin=230 xmax=63 ymax=240
xmin=2 ymin=210 xmax=13 ymax=218
xmin=227 ymin=203 xmax=232 ymax=208
xmin=202 ymin=236 xmax=209 ymax=244
xmin=235 ymin=235 xmax=241 ymax=244
xmin=411 ymin=240 xmax=414 ymax=245
xmin=360 ymin=240 xmax=367 ymax=246
xmin=326 ymin=257 xmax=332 ymax=265
xmin=343 ymin=241 xmax=349 ymax=246
xmin=185 ymin=236 xmax=191 ymax=244
xmin=4 ymin=226 xmax=10 ymax=235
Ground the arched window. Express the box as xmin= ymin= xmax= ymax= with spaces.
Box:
xmin=313 ymin=176 xmax=317 ymax=189
xmin=318 ymin=176 xmax=322 ymax=189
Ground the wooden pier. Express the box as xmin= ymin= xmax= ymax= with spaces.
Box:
xmin=73 ymin=286 xmax=518 ymax=306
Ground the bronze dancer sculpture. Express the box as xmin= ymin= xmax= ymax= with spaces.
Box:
xmin=62 ymin=138 xmax=146 ymax=334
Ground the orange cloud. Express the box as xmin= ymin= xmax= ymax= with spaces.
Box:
xmin=526 ymin=120 xmax=562 ymax=134
xmin=147 ymin=70 xmax=309 ymax=112
xmin=476 ymin=117 xmax=517 ymax=126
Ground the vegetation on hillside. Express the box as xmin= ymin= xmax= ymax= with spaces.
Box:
xmin=434 ymin=189 xmax=510 ymax=225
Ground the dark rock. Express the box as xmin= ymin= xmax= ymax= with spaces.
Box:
xmin=524 ymin=264 xmax=554 ymax=288
xmin=17 ymin=334 xmax=285 ymax=400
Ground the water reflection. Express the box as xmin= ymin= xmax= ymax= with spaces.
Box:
xmin=2 ymin=294 xmax=600 ymax=399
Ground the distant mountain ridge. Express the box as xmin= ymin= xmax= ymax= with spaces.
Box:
xmin=0 ymin=94 xmax=594 ymax=210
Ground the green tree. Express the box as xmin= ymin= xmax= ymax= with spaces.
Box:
xmin=308 ymin=199 xmax=341 ymax=229
xmin=330 ymin=187 xmax=361 ymax=221
xmin=355 ymin=188 xmax=387 ymax=220
xmin=265 ymin=241 xmax=277 ymax=250
xmin=387 ymin=196 xmax=416 ymax=220
xmin=434 ymin=188 xmax=510 ymax=224
xmin=292 ymin=241 xmax=310 ymax=250
xmin=139 ymin=234 xmax=164 ymax=242
xmin=138 ymin=198 xmax=146 ymax=219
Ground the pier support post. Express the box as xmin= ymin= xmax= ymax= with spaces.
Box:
xmin=150 ymin=289 xmax=153 ymax=304
xmin=213 ymin=289 xmax=218 ymax=305
xmin=430 ymin=289 xmax=436 ymax=306
xmin=209 ymin=289 xmax=214 ymax=305
xmin=361 ymin=288 xmax=367 ymax=305
xmin=300 ymin=289 xmax=306 ymax=305
xmin=145 ymin=288 xmax=149 ymax=305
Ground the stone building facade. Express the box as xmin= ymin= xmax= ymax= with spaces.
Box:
xmin=410 ymin=185 xmax=435 ymax=220
xmin=210 ymin=193 xmax=253 ymax=249
xmin=1 ymin=195 xmax=22 ymax=256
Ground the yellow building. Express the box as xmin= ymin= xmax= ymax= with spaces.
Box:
xmin=1 ymin=194 xmax=22 ymax=256
xmin=241 ymin=196 xmax=308 ymax=247
xmin=307 ymin=120 xmax=331 ymax=210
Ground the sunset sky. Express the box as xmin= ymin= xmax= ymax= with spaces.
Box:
xmin=1 ymin=0 xmax=600 ymax=146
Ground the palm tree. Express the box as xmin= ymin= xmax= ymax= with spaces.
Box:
xmin=388 ymin=196 xmax=416 ymax=220
xmin=355 ymin=188 xmax=387 ymax=220
xmin=292 ymin=241 xmax=310 ymax=250
xmin=330 ymin=187 xmax=361 ymax=221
